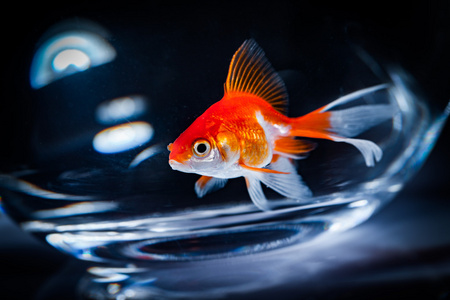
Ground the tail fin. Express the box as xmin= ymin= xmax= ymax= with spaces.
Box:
xmin=290 ymin=85 xmax=395 ymax=167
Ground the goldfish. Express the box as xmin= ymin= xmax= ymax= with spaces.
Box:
xmin=168 ymin=39 xmax=393 ymax=211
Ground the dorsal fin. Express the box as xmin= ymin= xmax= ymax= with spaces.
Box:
xmin=224 ymin=39 xmax=289 ymax=114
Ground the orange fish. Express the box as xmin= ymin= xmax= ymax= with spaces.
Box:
xmin=168 ymin=39 xmax=392 ymax=210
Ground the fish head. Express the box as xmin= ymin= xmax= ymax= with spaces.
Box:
xmin=168 ymin=120 xmax=226 ymax=176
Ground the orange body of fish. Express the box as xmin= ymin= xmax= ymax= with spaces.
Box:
xmin=168 ymin=39 xmax=393 ymax=210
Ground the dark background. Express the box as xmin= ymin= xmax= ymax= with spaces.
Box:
xmin=0 ymin=1 xmax=449 ymax=299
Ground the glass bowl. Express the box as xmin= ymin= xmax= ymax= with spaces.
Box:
xmin=1 ymin=15 xmax=448 ymax=299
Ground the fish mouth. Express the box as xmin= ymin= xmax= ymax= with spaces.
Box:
xmin=169 ymin=159 xmax=180 ymax=166
xmin=169 ymin=159 xmax=185 ymax=171
xmin=169 ymin=159 xmax=195 ymax=173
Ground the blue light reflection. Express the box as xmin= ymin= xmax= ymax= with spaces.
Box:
xmin=93 ymin=122 xmax=154 ymax=154
xmin=96 ymin=96 xmax=147 ymax=125
xmin=30 ymin=30 xmax=116 ymax=89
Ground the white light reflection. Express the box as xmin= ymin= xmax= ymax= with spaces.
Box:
xmin=387 ymin=183 xmax=404 ymax=193
xmin=52 ymin=48 xmax=91 ymax=72
xmin=33 ymin=201 xmax=117 ymax=219
xmin=328 ymin=199 xmax=380 ymax=233
xmin=93 ymin=122 xmax=153 ymax=154
xmin=389 ymin=70 xmax=411 ymax=113
xmin=88 ymin=266 xmax=150 ymax=283
xmin=96 ymin=95 xmax=147 ymax=125
xmin=348 ymin=199 xmax=368 ymax=208
xmin=0 ymin=174 xmax=92 ymax=201
xmin=30 ymin=30 xmax=116 ymax=89
xmin=129 ymin=144 xmax=162 ymax=168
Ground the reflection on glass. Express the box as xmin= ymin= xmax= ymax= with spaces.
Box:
xmin=0 ymin=174 xmax=92 ymax=200
xmin=33 ymin=201 xmax=117 ymax=219
xmin=96 ymin=96 xmax=147 ymax=125
xmin=88 ymin=266 xmax=150 ymax=283
xmin=129 ymin=144 xmax=162 ymax=168
xmin=30 ymin=31 xmax=116 ymax=89
xmin=52 ymin=48 xmax=91 ymax=72
xmin=92 ymin=122 xmax=154 ymax=154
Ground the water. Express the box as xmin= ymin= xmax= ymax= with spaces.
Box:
xmin=1 ymin=15 xmax=449 ymax=299
xmin=1 ymin=69 xmax=447 ymax=262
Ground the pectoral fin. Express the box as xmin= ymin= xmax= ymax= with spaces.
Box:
xmin=239 ymin=162 xmax=289 ymax=174
xmin=195 ymin=176 xmax=228 ymax=198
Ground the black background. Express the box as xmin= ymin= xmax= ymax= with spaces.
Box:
xmin=0 ymin=1 xmax=449 ymax=299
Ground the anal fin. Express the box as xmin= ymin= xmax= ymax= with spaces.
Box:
xmin=262 ymin=157 xmax=312 ymax=200
xmin=243 ymin=157 xmax=312 ymax=211
xmin=245 ymin=176 xmax=271 ymax=211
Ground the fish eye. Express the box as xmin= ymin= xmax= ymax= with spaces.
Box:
xmin=193 ymin=139 xmax=211 ymax=158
